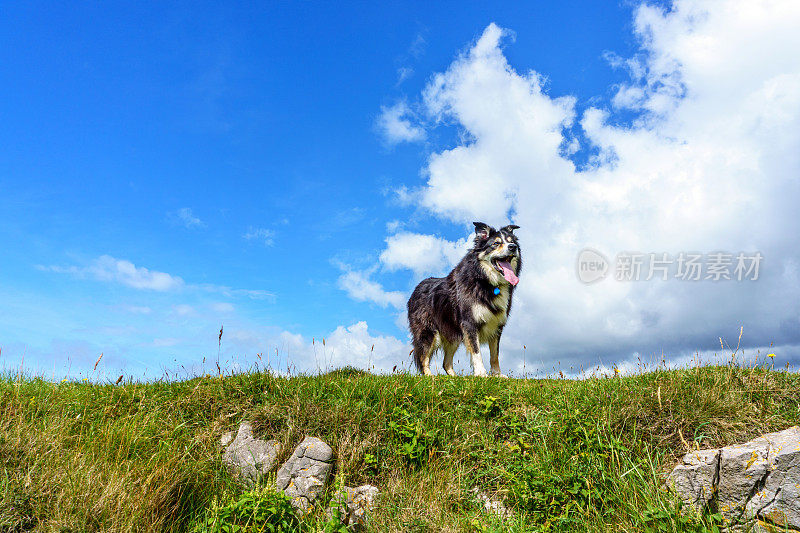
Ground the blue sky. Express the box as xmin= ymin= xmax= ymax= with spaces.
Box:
xmin=2 ymin=1 xmax=799 ymax=380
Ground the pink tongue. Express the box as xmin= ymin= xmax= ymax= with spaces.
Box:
xmin=497 ymin=261 xmax=519 ymax=286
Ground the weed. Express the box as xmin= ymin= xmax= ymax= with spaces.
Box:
xmin=386 ymin=405 xmax=439 ymax=466
xmin=190 ymin=487 xmax=299 ymax=533
xmin=477 ymin=395 xmax=503 ymax=418
xmin=641 ymin=502 xmax=723 ymax=532
xmin=362 ymin=452 xmax=378 ymax=474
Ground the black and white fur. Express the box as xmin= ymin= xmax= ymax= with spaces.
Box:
xmin=407 ymin=222 xmax=522 ymax=377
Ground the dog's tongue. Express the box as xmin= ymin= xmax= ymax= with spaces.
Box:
xmin=497 ymin=261 xmax=519 ymax=286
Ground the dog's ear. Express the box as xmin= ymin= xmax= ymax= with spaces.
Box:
xmin=501 ymin=224 xmax=520 ymax=233
xmin=473 ymin=222 xmax=492 ymax=240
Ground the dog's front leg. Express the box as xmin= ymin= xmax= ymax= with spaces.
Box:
xmin=488 ymin=335 xmax=507 ymax=378
xmin=463 ymin=328 xmax=488 ymax=377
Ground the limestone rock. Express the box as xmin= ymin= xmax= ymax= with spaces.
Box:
xmin=667 ymin=448 xmax=720 ymax=508
xmin=330 ymin=484 xmax=380 ymax=531
xmin=667 ymin=426 xmax=800 ymax=532
xmin=276 ymin=436 xmax=334 ymax=511
xmin=221 ymin=421 xmax=281 ymax=484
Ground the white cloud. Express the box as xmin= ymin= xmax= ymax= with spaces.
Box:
xmin=225 ymin=321 xmax=410 ymax=374
xmin=386 ymin=220 xmax=403 ymax=233
xmin=397 ymin=66 xmax=413 ymax=84
xmin=379 ymin=232 xmax=470 ymax=277
xmin=41 ymin=255 xmax=184 ymax=291
xmin=338 ymin=269 xmax=405 ymax=310
xmin=395 ymin=33 xmax=426 ymax=86
xmin=376 ymin=102 xmax=426 ymax=145
xmin=408 ymin=33 xmax=426 ymax=58
xmin=280 ymin=321 xmax=408 ymax=372
xmin=419 ymin=23 xmax=577 ymax=223
xmin=40 ymin=256 xmax=273 ymax=305
xmin=173 ymin=208 xmax=205 ymax=229
xmin=371 ymin=5 xmax=800 ymax=369
xmin=322 ymin=321 xmax=408 ymax=371
xmin=243 ymin=227 xmax=275 ymax=246
xmin=196 ymin=284 xmax=274 ymax=301
xmin=336 ymin=232 xmax=469 ymax=313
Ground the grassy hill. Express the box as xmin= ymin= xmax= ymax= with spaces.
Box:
xmin=2 ymin=363 xmax=798 ymax=532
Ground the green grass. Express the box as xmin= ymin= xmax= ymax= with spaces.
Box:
xmin=1 ymin=362 xmax=799 ymax=532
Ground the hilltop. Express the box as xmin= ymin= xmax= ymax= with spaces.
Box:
xmin=2 ymin=364 xmax=798 ymax=532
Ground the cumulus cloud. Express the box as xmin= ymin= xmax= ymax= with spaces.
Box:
xmin=280 ymin=321 xmax=408 ymax=372
xmin=376 ymin=101 xmax=426 ymax=144
xmin=379 ymin=232 xmax=470 ymax=277
xmin=338 ymin=269 xmax=406 ymax=310
xmin=216 ymin=320 xmax=409 ymax=375
xmin=40 ymin=255 xmax=185 ymax=291
xmin=368 ymin=4 xmax=800 ymax=371
xmin=418 ymin=23 xmax=576 ymax=223
xmin=336 ymin=232 xmax=471 ymax=310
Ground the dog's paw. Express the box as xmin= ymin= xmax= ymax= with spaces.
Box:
xmin=473 ymin=368 xmax=489 ymax=378
xmin=491 ymin=371 xmax=508 ymax=378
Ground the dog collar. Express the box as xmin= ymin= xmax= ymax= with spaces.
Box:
xmin=493 ymin=287 xmax=501 ymax=295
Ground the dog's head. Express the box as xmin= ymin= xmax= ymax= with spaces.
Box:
xmin=472 ymin=222 xmax=522 ymax=286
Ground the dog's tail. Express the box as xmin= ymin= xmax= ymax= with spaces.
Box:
xmin=412 ymin=342 xmax=423 ymax=373
xmin=411 ymin=335 xmax=434 ymax=374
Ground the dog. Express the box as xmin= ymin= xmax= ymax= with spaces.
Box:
xmin=407 ymin=222 xmax=522 ymax=377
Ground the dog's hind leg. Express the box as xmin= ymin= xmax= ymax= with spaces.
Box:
xmin=463 ymin=329 xmax=488 ymax=377
xmin=488 ymin=335 xmax=507 ymax=378
xmin=413 ymin=332 xmax=436 ymax=376
xmin=441 ymin=340 xmax=458 ymax=377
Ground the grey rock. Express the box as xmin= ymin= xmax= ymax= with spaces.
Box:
xmin=744 ymin=427 xmax=800 ymax=532
xmin=667 ymin=426 xmax=800 ymax=532
xmin=275 ymin=436 xmax=334 ymax=511
xmin=329 ymin=484 xmax=380 ymax=531
xmin=220 ymin=431 xmax=234 ymax=447
xmin=667 ymin=448 xmax=720 ymax=508
xmin=221 ymin=421 xmax=281 ymax=484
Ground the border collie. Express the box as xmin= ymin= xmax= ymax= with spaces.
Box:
xmin=407 ymin=222 xmax=522 ymax=377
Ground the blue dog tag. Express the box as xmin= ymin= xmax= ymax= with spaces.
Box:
xmin=493 ymin=287 xmax=501 ymax=295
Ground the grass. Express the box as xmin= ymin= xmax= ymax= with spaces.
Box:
xmin=1 ymin=361 xmax=799 ymax=532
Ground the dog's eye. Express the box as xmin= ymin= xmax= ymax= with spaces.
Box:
xmin=494 ymin=240 xmax=501 ymax=245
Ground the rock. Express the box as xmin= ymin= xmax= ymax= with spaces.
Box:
xmin=667 ymin=448 xmax=721 ymax=508
xmin=221 ymin=421 xmax=281 ymax=484
xmin=220 ymin=431 xmax=234 ymax=447
xmin=471 ymin=487 xmax=513 ymax=520
xmin=275 ymin=436 xmax=334 ymax=512
xmin=667 ymin=426 xmax=800 ymax=532
xmin=329 ymin=484 xmax=380 ymax=531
